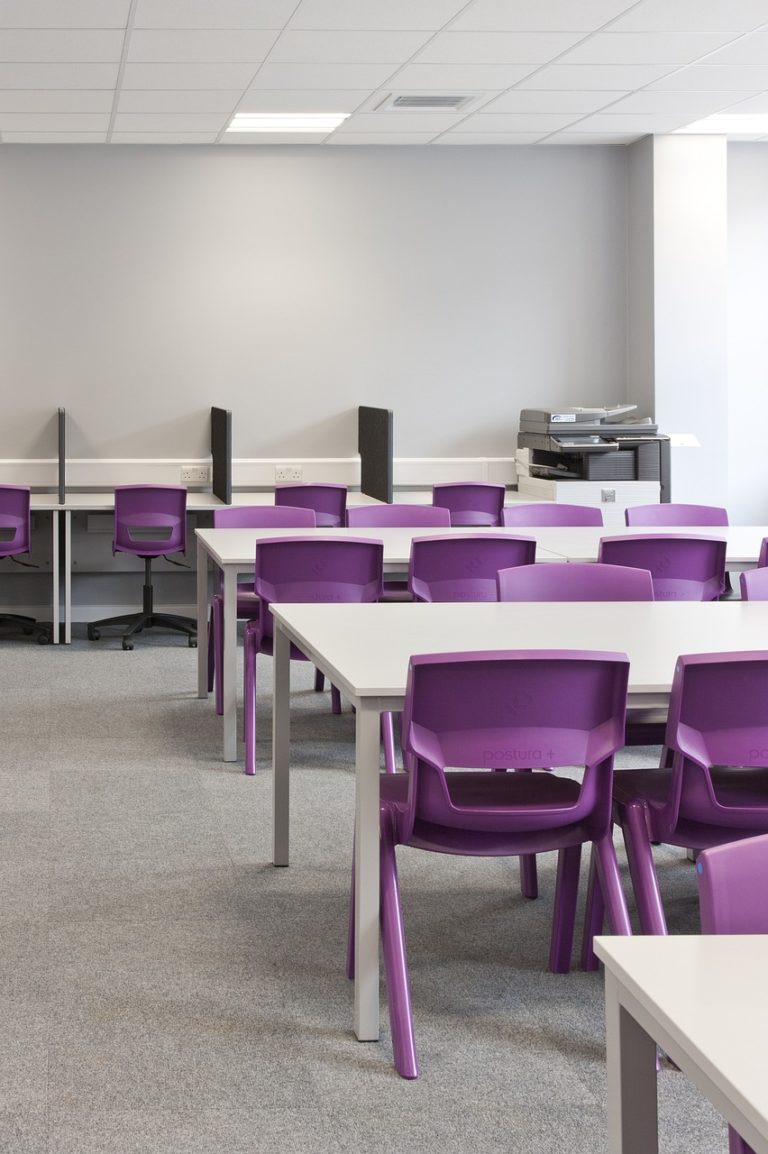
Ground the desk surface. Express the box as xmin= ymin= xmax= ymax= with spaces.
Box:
xmin=270 ymin=600 xmax=768 ymax=703
xmin=61 ymin=490 xmax=383 ymax=511
xmin=195 ymin=525 xmax=564 ymax=568
xmin=595 ymin=935 xmax=768 ymax=1153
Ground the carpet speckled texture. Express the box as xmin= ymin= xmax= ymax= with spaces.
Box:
xmin=0 ymin=631 xmax=728 ymax=1153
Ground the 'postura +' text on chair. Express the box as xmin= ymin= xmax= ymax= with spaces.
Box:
xmin=347 ymin=649 xmax=632 ymax=1078
xmin=0 ymin=484 xmax=52 ymax=643
xmin=207 ymin=505 xmax=317 ymax=714
xmin=431 ymin=482 xmax=506 ymax=526
xmin=243 ymin=537 xmax=384 ymax=776
xmin=273 ymin=483 xmax=347 ymax=527
xmin=583 ymin=651 xmax=768 ymax=971
xmin=501 ymin=503 xmax=603 ymax=527
xmin=598 ymin=534 xmax=727 ymax=601
xmin=696 ymin=834 xmax=768 ymax=1154
xmin=409 ymin=534 xmax=536 ymax=602
xmin=87 ymin=485 xmax=196 ymax=650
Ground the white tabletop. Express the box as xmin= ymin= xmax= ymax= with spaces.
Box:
xmin=269 ymin=600 xmax=768 ymax=706
xmin=61 ymin=490 xmax=383 ymax=511
xmin=533 ymin=524 xmax=768 ymax=567
xmin=595 ymin=935 xmax=768 ymax=1154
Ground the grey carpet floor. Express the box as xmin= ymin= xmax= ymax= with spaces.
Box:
xmin=0 ymin=631 xmax=728 ymax=1154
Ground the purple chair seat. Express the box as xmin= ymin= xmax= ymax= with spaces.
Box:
xmin=347 ymin=649 xmax=632 ymax=1078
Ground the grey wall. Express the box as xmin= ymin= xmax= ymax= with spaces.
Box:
xmin=728 ymin=144 xmax=768 ymax=522
xmin=0 ymin=144 xmax=628 ymax=460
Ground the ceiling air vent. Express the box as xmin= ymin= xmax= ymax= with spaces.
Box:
xmin=372 ymin=92 xmax=482 ymax=113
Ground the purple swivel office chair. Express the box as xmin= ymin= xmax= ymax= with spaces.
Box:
xmin=698 ymin=835 xmax=768 ymax=1154
xmin=432 ymin=482 xmax=506 ymax=527
xmin=207 ymin=505 xmax=317 ymax=715
xmin=409 ymin=534 xmax=536 ymax=602
xmin=0 ymin=485 xmax=52 ymax=643
xmin=502 ymin=503 xmax=603 ymax=527
xmin=243 ymin=537 xmax=384 ymax=776
xmin=625 ymin=503 xmax=729 ymax=527
xmin=273 ymin=483 xmax=347 ymax=527
xmin=87 ymin=485 xmax=196 ymax=650
xmin=739 ymin=568 xmax=768 ymax=600
xmin=598 ymin=534 xmax=727 ymax=601
xmin=497 ymin=562 xmax=653 ymax=603
xmin=347 ymin=649 xmax=632 ymax=1078
xmin=583 ymin=651 xmax=768 ymax=971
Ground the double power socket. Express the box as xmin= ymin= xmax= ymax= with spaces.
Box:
xmin=274 ymin=465 xmax=303 ymax=482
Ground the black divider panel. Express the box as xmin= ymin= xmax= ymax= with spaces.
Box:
xmin=211 ymin=407 xmax=232 ymax=504
xmin=57 ymin=408 xmax=66 ymax=504
xmin=358 ymin=406 xmax=393 ymax=503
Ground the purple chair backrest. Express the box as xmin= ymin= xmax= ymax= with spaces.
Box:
xmin=0 ymin=485 xmax=31 ymax=557
xmin=409 ymin=534 xmax=536 ymax=602
xmin=502 ymin=503 xmax=603 ymax=527
xmin=659 ymin=651 xmax=768 ymax=840
xmin=497 ymin=562 xmax=654 ymax=602
xmin=213 ymin=505 xmax=316 ymax=528
xmin=346 ymin=504 xmax=451 ymax=528
xmin=758 ymin=537 xmax=768 ymax=568
xmin=739 ymin=568 xmax=768 ymax=601
xmin=399 ymin=649 xmax=629 ymax=840
xmin=697 ymin=833 xmax=768 ymax=935
xmin=431 ymin=483 xmax=506 ymax=527
xmin=598 ymin=534 xmax=727 ymax=601
xmin=254 ymin=536 xmax=384 ymax=639
xmin=273 ymin=483 xmax=347 ymax=527
xmin=625 ymin=503 xmax=729 ymax=527
xmin=113 ymin=485 xmax=187 ymax=556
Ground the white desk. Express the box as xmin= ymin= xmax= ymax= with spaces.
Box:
xmin=533 ymin=524 xmax=768 ymax=569
xmin=194 ymin=525 xmax=564 ymax=761
xmin=269 ymin=599 xmax=768 ymax=1041
xmin=595 ymin=935 xmax=768 ymax=1154
xmin=24 ymin=494 xmax=62 ymax=643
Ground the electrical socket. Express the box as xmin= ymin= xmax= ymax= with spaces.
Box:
xmin=181 ymin=465 xmax=210 ymax=484
xmin=601 ymin=489 xmax=616 ymax=503
xmin=275 ymin=465 xmax=303 ymax=483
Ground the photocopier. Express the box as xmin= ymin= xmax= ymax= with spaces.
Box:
xmin=516 ymin=404 xmax=671 ymax=501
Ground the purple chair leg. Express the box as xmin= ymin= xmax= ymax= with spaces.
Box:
xmin=580 ymin=848 xmax=605 ymax=972
xmin=331 ymin=685 xmax=342 ymax=714
xmin=548 ymin=844 xmax=581 ymax=973
xmin=730 ymin=1128 xmax=754 ymax=1154
xmin=592 ymin=834 xmax=632 ymax=937
xmin=314 ymin=667 xmax=324 ymax=692
xmin=621 ymin=801 xmax=668 ymax=935
xmin=381 ymin=713 xmax=397 ymax=775
xmin=380 ymin=816 xmax=418 ymax=1079
xmin=213 ymin=595 xmax=225 ymax=716
xmin=243 ymin=620 xmax=258 ymax=776
xmin=207 ymin=607 xmax=215 ymax=694
xmin=519 ymin=855 xmax=538 ymax=899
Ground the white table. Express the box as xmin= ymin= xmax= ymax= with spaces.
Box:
xmin=533 ymin=524 xmax=768 ymax=569
xmin=595 ymin=934 xmax=768 ymax=1154
xmin=194 ymin=525 xmax=564 ymax=761
xmin=269 ymin=599 xmax=768 ymax=1041
xmin=25 ymin=493 xmax=63 ymax=643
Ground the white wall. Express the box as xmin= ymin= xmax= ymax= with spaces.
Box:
xmin=728 ymin=144 xmax=768 ymax=523
xmin=0 ymin=144 xmax=628 ymax=461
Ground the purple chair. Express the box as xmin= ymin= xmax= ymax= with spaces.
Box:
xmin=758 ymin=538 xmax=768 ymax=568
xmin=409 ymin=534 xmax=536 ymax=602
xmin=739 ymin=568 xmax=768 ymax=600
xmin=497 ymin=562 xmax=653 ymax=603
xmin=432 ymin=482 xmax=506 ymax=527
xmin=583 ymin=651 xmax=768 ymax=971
xmin=697 ymin=835 xmax=768 ymax=1154
xmin=273 ymin=483 xmax=347 ymax=527
xmin=0 ymin=484 xmax=51 ymax=643
xmin=598 ymin=534 xmax=727 ymax=601
xmin=625 ymin=503 xmax=728 ymax=527
xmin=347 ymin=649 xmax=632 ymax=1078
xmin=346 ymin=504 xmax=450 ymax=529
xmin=243 ymin=537 xmax=384 ymax=776
xmin=87 ymin=485 xmax=195 ymax=650
xmin=502 ymin=503 xmax=603 ymax=527
xmin=208 ymin=505 xmax=316 ymax=715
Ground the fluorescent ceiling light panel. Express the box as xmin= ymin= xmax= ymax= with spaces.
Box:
xmin=227 ymin=112 xmax=349 ymax=132
xmin=674 ymin=113 xmax=768 ymax=134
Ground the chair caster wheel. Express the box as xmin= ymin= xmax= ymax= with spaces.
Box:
xmin=88 ymin=628 xmax=100 ymax=641
xmin=37 ymin=632 xmax=51 ymax=645
xmin=188 ymin=637 xmax=197 ymax=648
xmin=122 ymin=640 xmax=134 ymax=651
